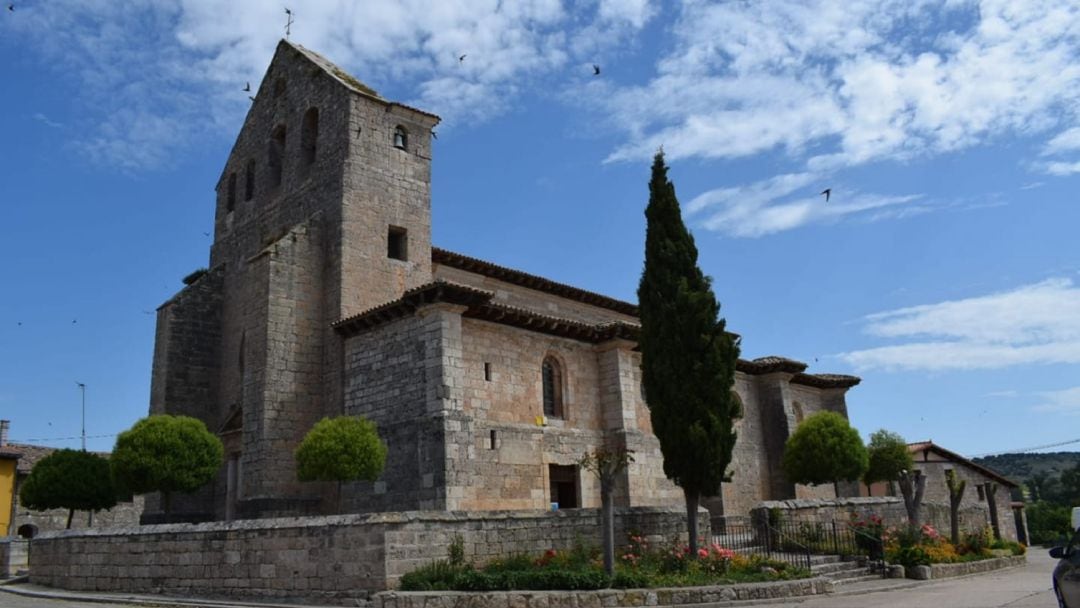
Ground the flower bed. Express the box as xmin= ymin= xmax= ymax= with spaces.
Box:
xmin=399 ymin=534 xmax=810 ymax=592
xmin=882 ymin=522 xmax=1025 ymax=572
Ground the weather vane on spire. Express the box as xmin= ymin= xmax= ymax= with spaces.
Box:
xmin=285 ymin=7 xmax=294 ymax=39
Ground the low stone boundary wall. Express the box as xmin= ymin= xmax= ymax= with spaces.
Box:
xmin=924 ymin=555 xmax=1025 ymax=579
xmin=753 ymin=497 xmax=997 ymax=539
xmin=372 ymin=577 xmax=833 ymax=608
xmin=0 ymin=539 xmax=29 ymax=577
xmin=28 ymin=507 xmax=707 ymax=604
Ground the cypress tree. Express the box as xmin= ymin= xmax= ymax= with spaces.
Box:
xmin=637 ymin=150 xmax=741 ymax=556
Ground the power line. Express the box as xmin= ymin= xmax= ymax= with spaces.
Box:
xmin=969 ymin=437 xmax=1080 ymax=458
xmin=8 ymin=433 xmax=117 ymax=444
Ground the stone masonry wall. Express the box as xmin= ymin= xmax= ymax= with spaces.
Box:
xmin=28 ymin=508 xmax=704 ymax=603
xmin=342 ymin=310 xmax=450 ymax=512
xmin=753 ymin=497 xmax=1002 ymax=540
xmin=434 ymin=265 xmax=639 ymax=325
xmin=910 ymin=453 xmax=1018 ymax=542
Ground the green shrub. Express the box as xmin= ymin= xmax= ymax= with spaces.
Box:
xmin=889 ymin=545 xmax=931 ymax=568
xmin=611 ymin=568 xmax=651 ymax=589
xmin=398 ymin=559 xmax=467 ymax=591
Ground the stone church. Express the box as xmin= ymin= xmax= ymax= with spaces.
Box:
xmin=147 ymin=40 xmax=861 ymax=524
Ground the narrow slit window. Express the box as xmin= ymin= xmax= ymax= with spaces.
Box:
xmin=542 ymin=356 xmax=563 ymax=418
xmin=489 ymin=430 xmax=497 ymax=450
xmin=388 ymin=226 xmax=408 ymax=261
xmin=244 ymin=159 xmax=255 ymax=201
xmin=301 ymin=107 xmax=318 ymax=167
xmin=269 ymin=125 xmax=286 ymax=188
xmin=484 ymin=362 xmax=492 ymax=381
xmin=226 ymin=172 xmax=237 ymax=212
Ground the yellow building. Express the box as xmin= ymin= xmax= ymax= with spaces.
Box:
xmin=0 ymin=456 xmax=15 ymax=536
xmin=1 ymin=420 xmax=17 ymax=537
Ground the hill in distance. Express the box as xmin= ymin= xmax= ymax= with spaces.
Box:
xmin=973 ymin=452 xmax=1080 ymax=483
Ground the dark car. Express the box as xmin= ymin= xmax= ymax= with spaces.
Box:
xmin=1052 ymin=527 xmax=1080 ymax=607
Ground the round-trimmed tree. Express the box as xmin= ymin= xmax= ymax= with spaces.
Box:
xmin=295 ymin=416 xmax=387 ymax=501
xmin=111 ymin=415 xmax=224 ymax=514
xmin=782 ymin=411 xmax=868 ymax=487
xmin=19 ymin=448 xmax=116 ymax=529
xmin=864 ymin=429 xmax=912 ymax=492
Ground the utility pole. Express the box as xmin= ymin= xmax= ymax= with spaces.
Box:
xmin=76 ymin=382 xmax=86 ymax=451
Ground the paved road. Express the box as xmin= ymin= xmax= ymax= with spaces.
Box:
xmin=752 ymin=549 xmax=1058 ymax=608
xmin=0 ymin=549 xmax=1062 ymax=608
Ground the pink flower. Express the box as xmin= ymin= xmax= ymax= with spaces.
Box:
xmin=698 ymin=548 xmax=709 ymax=558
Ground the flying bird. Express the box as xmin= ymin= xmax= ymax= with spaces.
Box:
xmin=458 ymin=54 xmax=466 ymax=63
xmin=592 ymin=64 xmax=601 ymax=76
xmin=430 ymin=130 xmax=437 ymax=139
xmin=72 ymin=319 xmax=77 ymax=324
xmin=203 ymin=231 xmax=211 ymax=236
xmin=7 ymin=4 xmax=14 ymax=12
xmin=820 ymin=188 xmax=831 ymax=202
xmin=243 ymin=82 xmax=251 ymax=92
xmin=249 ymin=96 xmax=255 ymax=102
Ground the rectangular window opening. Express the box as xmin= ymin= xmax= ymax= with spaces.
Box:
xmin=977 ymin=484 xmax=986 ymax=501
xmin=484 ymin=362 xmax=492 ymax=381
xmin=388 ymin=226 xmax=408 ymax=261
xmin=549 ymin=464 xmax=579 ymax=509
xmin=489 ymin=429 xmax=497 ymax=450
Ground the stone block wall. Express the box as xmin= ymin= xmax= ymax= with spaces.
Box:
xmin=752 ymin=497 xmax=1010 ymax=541
xmin=28 ymin=507 xmax=704 ymax=602
xmin=0 ymin=538 xmax=28 ymax=577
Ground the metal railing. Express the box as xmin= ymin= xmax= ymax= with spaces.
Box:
xmin=711 ymin=517 xmax=886 ymax=576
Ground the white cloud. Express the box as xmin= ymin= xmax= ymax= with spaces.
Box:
xmin=600 ymin=0 xmax=1080 ymax=174
xmin=6 ymin=0 xmax=652 ymax=170
xmin=1032 ymin=387 xmax=1080 ymax=415
xmin=1042 ymin=127 xmax=1080 ymax=156
xmin=684 ymin=172 xmax=921 ymax=237
xmin=841 ymin=278 xmax=1080 ymax=371
xmin=32 ymin=113 xmax=63 ymax=128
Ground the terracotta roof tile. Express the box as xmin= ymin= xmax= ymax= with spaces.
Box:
xmin=432 ymin=247 xmax=638 ymax=316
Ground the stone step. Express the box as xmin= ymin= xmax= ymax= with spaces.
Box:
xmin=822 ymin=566 xmax=877 ymax=581
xmin=828 ymin=573 xmax=888 ymax=586
xmin=811 ymin=561 xmax=867 ymax=575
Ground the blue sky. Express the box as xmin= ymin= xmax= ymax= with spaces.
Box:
xmin=1 ymin=0 xmax=1079 ymax=459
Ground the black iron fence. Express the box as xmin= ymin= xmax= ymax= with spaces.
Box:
xmin=711 ymin=517 xmax=886 ymax=576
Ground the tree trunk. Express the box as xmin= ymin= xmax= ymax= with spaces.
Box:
xmin=685 ymin=488 xmax=700 ymax=558
xmin=899 ymin=471 xmax=926 ymax=526
xmin=600 ymin=476 xmax=615 ymax=576
xmin=66 ymin=508 xmax=74 ymax=529
xmin=945 ymin=470 xmax=966 ymax=546
xmin=985 ymin=483 xmax=1001 ymax=540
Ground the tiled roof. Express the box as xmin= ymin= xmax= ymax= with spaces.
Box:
xmin=791 ymin=373 xmax=862 ymax=389
xmin=285 ymin=41 xmax=441 ymax=122
xmin=333 ymin=280 xmax=641 ymax=344
xmin=4 ymin=443 xmax=56 ymax=475
xmin=432 ymin=247 xmax=639 ymax=316
xmin=908 ymin=441 xmax=1018 ymax=488
xmin=736 ymin=356 xmax=809 ymax=374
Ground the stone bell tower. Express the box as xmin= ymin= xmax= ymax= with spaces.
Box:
xmin=148 ymin=40 xmax=440 ymax=521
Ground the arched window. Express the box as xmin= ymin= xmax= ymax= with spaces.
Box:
xmin=542 ymin=356 xmax=563 ymax=418
xmin=244 ymin=159 xmax=255 ymax=201
xmin=269 ymin=124 xmax=286 ymax=188
xmin=301 ymin=107 xmax=318 ymax=167
xmin=393 ymin=125 xmax=408 ymax=150
xmin=226 ymin=172 xmax=237 ymax=212
xmin=17 ymin=523 xmax=37 ymax=539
